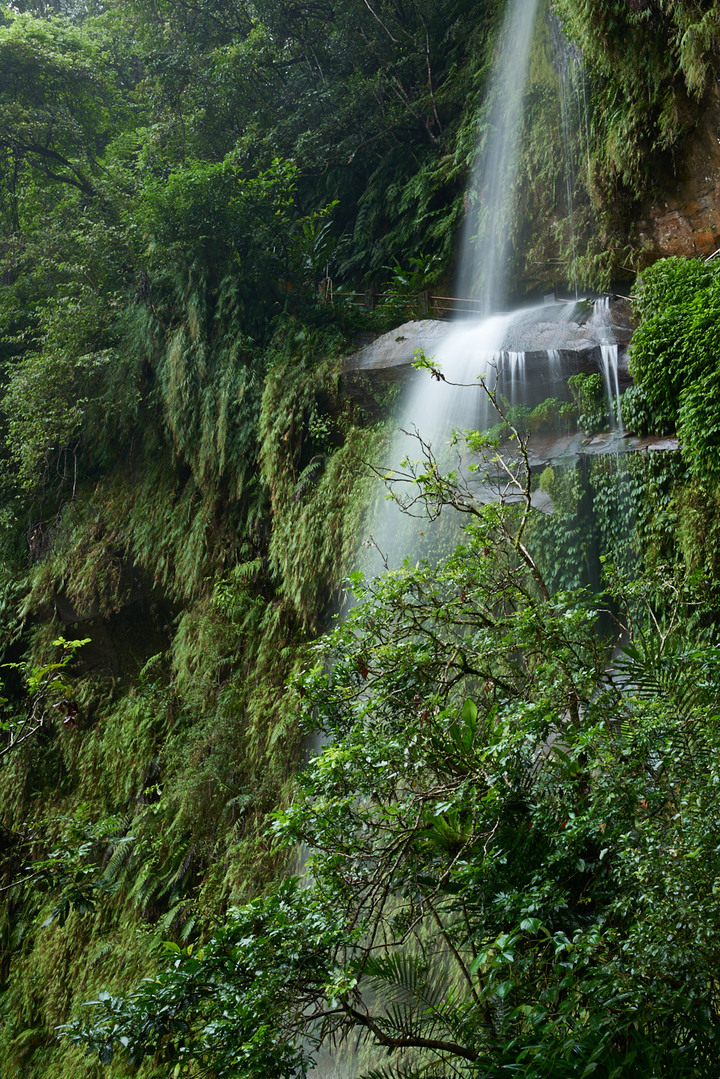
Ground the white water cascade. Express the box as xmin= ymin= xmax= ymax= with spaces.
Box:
xmin=311 ymin=0 xmax=627 ymax=1072
xmin=591 ymin=296 xmax=623 ymax=429
xmin=457 ymin=0 xmax=542 ymax=313
xmin=361 ymin=0 xmax=549 ymax=573
xmin=363 ymin=303 xmax=581 ymax=570
xmin=358 ymin=0 xmax=632 ymax=578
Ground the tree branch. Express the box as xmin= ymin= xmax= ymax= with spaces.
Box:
xmin=341 ymin=999 xmax=478 ymax=1062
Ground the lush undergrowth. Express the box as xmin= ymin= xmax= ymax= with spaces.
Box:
xmin=0 ymin=317 xmax=386 ymax=1076
xmin=5 ymin=253 xmax=720 ymax=1076
xmin=1 ymin=0 xmax=720 ymax=1073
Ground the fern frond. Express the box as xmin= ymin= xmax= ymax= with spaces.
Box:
xmin=292 ymin=455 xmax=327 ymax=502
xmin=179 ymin=914 xmax=198 ymax=943
xmin=363 ymin=951 xmax=451 ymax=1028
xmin=101 ymin=835 xmax=136 ymax=884
xmin=156 ymin=901 xmax=190 ymax=934
xmin=231 ymin=558 xmax=263 ymax=584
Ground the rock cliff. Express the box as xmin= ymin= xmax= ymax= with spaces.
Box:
xmin=636 ymin=86 xmax=720 ymax=262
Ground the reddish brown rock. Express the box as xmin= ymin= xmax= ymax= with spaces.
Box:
xmin=636 ymin=87 xmax=720 ymax=261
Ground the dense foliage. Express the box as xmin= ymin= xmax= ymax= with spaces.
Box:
xmin=629 ymin=257 xmax=720 ymax=480
xmin=65 ymin=460 xmax=720 ymax=1078
xmin=552 ymin=0 xmax=720 ymax=191
xmin=2 ymin=0 xmax=720 ymax=1076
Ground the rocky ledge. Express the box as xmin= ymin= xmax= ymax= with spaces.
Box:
xmin=341 ymin=297 xmax=636 ymax=410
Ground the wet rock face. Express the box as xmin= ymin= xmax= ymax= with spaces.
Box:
xmin=342 ymin=320 xmax=449 ymax=382
xmin=636 ymin=87 xmax=720 ymax=261
xmin=341 ymin=297 xmax=636 ymax=408
xmin=339 ymin=320 xmax=451 ymax=417
xmin=498 ymin=298 xmax=635 ymax=389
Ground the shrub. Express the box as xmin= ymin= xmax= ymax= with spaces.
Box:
xmin=568 ymin=372 xmax=606 ymax=434
xmin=629 ymin=257 xmax=720 ymax=474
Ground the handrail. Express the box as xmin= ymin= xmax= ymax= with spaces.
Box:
xmin=331 ymin=291 xmax=485 ymax=319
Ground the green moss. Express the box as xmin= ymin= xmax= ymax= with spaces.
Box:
xmin=259 ymin=339 xmax=387 ymax=632
xmin=0 ymin=306 xmax=393 ymax=1076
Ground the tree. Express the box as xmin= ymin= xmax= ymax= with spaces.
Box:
xmin=0 ymin=636 xmax=88 ymax=758
xmin=62 ymin=426 xmax=720 ymax=1077
xmin=0 ymin=13 xmax=126 ymax=225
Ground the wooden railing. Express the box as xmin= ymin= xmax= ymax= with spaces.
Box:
xmin=331 ymin=290 xmax=485 ymax=320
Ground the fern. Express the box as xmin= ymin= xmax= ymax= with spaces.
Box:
xmin=362 ymin=951 xmax=455 ymax=1042
xmin=617 ymin=633 xmax=720 ymax=718
xmin=101 ymin=835 xmax=137 ymax=884
xmin=292 ymin=455 xmax=327 ymax=502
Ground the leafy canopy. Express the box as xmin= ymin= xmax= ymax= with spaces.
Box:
xmin=64 ymin=440 xmax=720 ymax=1078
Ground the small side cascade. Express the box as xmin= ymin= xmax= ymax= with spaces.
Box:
xmin=579 ymin=79 xmax=593 ymax=196
xmin=552 ymin=17 xmax=579 ymax=299
xmin=550 ymin=13 xmax=593 ymax=299
xmin=591 ymin=296 xmax=623 ymax=429
xmin=502 ymin=349 xmax=528 ymax=410
xmin=494 ymin=346 xmax=562 ymax=415
xmin=546 ymin=348 xmax=563 ymax=389
xmin=599 ymin=344 xmax=621 ymax=428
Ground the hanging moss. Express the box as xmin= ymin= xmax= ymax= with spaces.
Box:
xmin=0 ymin=296 xmax=399 ymax=1077
xmin=259 ymin=332 xmax=388 ymax=632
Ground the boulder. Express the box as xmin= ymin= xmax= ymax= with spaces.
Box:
xmin=341 ymin=297 xmax=636 ymax=412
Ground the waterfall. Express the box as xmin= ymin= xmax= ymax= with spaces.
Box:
xmin=457 ymin=0 xmax=542 ymax=313
xmin=359 ymin=0 xmax=547 ymax=574
xmin=352 ymin=2 xmax=626 ymax=575
xmin=592 ymin=296 xmax=623 ymax=429
xmin=313 ymin=3 xmax=634 ymax=1074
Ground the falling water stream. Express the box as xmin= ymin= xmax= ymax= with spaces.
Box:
xmin=363 ymin=0 xmax=562 ymax=575
xmin=554 ymin=14 xmax=579 ymax=300
xmin=310 ymin=0 xmax=627 ymax=1071
xmin=457 ymin=0 xmax=542 ymax=312
xmin=359 ymin=0 xmax=628 ymax=574
xmin=591 ymin=296 xmax=623 ymax=428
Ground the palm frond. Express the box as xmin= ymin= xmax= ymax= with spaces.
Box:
xmin=616 ymin=632 xmax=720 ymax=716
xmin=361 ymin=1064 xmax=449 ymax=1079
xmin=362 ymin=951 xmax=451 ymax=1031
